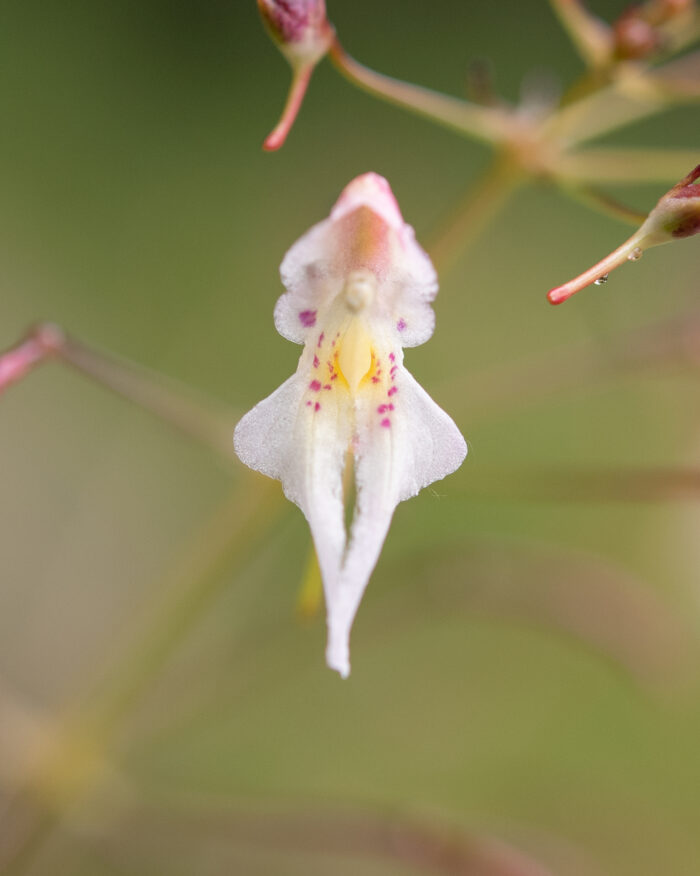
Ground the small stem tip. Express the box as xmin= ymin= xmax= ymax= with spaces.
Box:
xmin=263 ymin=65 xmax=313 ymax=152
xmin=547 ymin=235 xmax=644 ymax=304
xmin=0 ymin=322 xmax=65 ymax=393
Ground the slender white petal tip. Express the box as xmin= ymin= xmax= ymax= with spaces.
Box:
xmin=234 ymin=173 xmax=467 ymax=676
xmin=326 ymin=630 xmax=351 ymax=679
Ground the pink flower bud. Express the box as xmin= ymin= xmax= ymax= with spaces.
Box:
xmin=257 ymin=1 xmax=334 ymax=151
xmin=611 ymin=0 xmax=695 ymax=59
xmin=650 ymin=163 xmax=700 ymax=239
xmin=257 ymin=0 xmax=333 ymax=68
xmin=613 ymin=12 xmax=660 ymax=60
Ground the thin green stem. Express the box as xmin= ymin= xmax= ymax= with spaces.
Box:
xmin=555 ymin=148 xmax=700 ymax=184
xmin=441 ymin=305 xmax=700 ymax=425
xmin=548 ymin=0 xmax=612 ymax=70
xmin=427 ymin=157 xmax=525 ymax=277
xmin=328 ymin=38 xmax=509 ymax=146
xmin=0 ymin=323 xmax=239 ymax=462
xmin=562 ymin=184 xmax=648 ymax=226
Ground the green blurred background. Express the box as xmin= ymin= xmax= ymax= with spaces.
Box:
xmin=1 ymin=1 xmax=700 ymax=873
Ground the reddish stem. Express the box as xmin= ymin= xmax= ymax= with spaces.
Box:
xmin=263 ymin=65 xmax=313 ymax=152
xmin=547 ymin=233 xmax=644 ymax=304
xmin=0 ymin=324 xmax=64 ymax=393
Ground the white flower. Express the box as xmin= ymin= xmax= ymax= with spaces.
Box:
xmin=234 ymin=173 xmax=467 ymax=677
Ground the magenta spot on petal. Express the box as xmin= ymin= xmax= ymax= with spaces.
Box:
xmin=306 ymin=400 xmax=312 ymax=407
xmin=381 ymin=418 xmax=391 ymax=428
xmin=317 ymin=332 xmax=325 ymax=348
xmin=313 ymin=355 xmax=319 ymax=368
xmin=314 ymin=402 xmax=321 ymax=412
xmin=331 ymin=373 xmax=338 ymax=380
xmin=309 ymin=379 xmax=321 ymax=391
xmin=299 ymin=310 xmax=317 ymax=327
xmin=397 ymin=319 xmax=406 ymax=332
xmin=389 ymin=352 xmax=395 ymax=362
xmin=371 ymin=376 xmax=380 ymax=384
xmin=388 ymin=386 xmax=398 ymax=396
xmin=378 ymin=403 xmax=395 ymax=413
xmin=323 ymin=384 xmax=332 ymax=390
xmin=390 ymin=365 xmax=398 ymax=375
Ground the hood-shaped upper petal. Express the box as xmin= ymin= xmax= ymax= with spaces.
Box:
xmin=274 ymin=173 xmax=438 ymax=347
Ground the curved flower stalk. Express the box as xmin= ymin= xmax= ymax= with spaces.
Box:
xmin=234 ymin=174 xmax=467 ymax=677
xmin=548 ymin=163 xmax=700 ymax=303
xmin=257 ymin=0 xmax=334 ymax=150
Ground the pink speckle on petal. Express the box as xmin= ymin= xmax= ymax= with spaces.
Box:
xmin=371 ymin=376 xmax=380 ymax=384
xmin=397 ymin=319 xmax=406 ymax=332
xmin=317 ymin=332 xmax=325 ymax=348
xmin=309 ymin=379 xmax=322 ymax=391
xmin=388 ymin=386 xmax=398 ymax=396
xmin=378 ymin=404 xmax=394 ymax=413
xmin=389 ymin=353 xmax=395 ymax=362
xmin=306 ymin=400 xmax=312 ymax=407
xmin=313 ymin=355 xmax=319 ymax=368
xmin=299 ymin=310 xmax=317 ymax=327
xmin=315 ymin=402 xmax=321 ymax=412
xmin=323 ymin=384 xmax=332 ymax=390
xmin=331 ymin=373 xmax=338 ymax=380
xmin=380 ymin=418 xmax=391 ymax=428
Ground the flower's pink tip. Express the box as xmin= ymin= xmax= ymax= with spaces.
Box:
xmin=262 ymin=65 xmax=313 ymax=153
xmin=262 ymin=127 xmax=288 ymax=152
xmin=547 ymin=284 xmax=576 ymax=305
xmin=0 ymin=324 xmax=63 ymax=393
xmin=331 ymin=173 xmax=404 ymax=230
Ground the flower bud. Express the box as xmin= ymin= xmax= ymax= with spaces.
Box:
xmin=257 ymin=1 xmax=334 ymax=151
xmin=613 ymin=11 xmax=660 ymax=60
xmin=257 ymin=0 xmax=333 ymax=69
xmin=648 ymin=163 xmax=700 ymax=238
xmin=548 ymin=165 xmax=700 ymax=304
xmin=612 ymin=0 xmax=696 ymax=59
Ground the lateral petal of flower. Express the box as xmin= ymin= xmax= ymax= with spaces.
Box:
xmin=325 ymin=360 xmax=468 ymax=677
xmin=234 ymin=173 xmax=467 ymax=677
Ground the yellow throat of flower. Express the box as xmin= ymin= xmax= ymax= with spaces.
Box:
xmin=335 ymin=270 xmax=378 ymax=393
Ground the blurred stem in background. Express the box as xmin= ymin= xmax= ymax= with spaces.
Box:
xmin=0 ymin=324 xmax=238 ymax=461
xmin=0 ymin=478 xmax=285 ymax=874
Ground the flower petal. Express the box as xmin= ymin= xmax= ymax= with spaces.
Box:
xmin=233 ymin=370 xmax=352 ymax=595
xmin=325 ymin=361 xmax=467 ymax=677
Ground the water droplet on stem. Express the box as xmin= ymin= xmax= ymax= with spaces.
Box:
xmin=594 ymin=274 xmax=609 ymax=286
